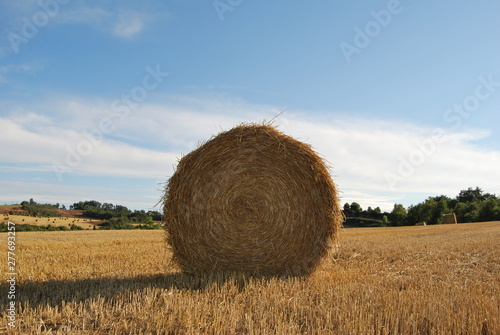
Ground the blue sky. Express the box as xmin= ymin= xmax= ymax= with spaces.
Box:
xmin=1 ymin=0 xmax=499 ymax=212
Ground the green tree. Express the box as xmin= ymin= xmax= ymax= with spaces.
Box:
xmin=102 ymin=217 xmax=134 ymax=230
xmin=350 ymin=202 xmax=362 ymax=214
xmin=114 ymin=205 xmax=131 ymax=217
xmin=478 ymin=198 xmax=500 ymax=221
xmin=460 ymin=201 xmax=481 ymax=222
xmin=71 ymin=200 xmax=102 ymax=210
xmin=431 ymin=197 xmax=450 ymax=224
xmin=148 ymin=211 xmax=162 ymax=221
xmin=390 ymin=204 xmax=407 ymax=226
xmin=102 ymin=203 xmax=114 ymax=210
xmin=457 ymin=187 xmax=485 ymax=203
xmin=130 ymin=210 xmax=151 ymax=223
xmin=407 ymin=201 xmax=431 ymax=225
xmin=454 ymin=202 xmax=468 ymax=222
xmin=407 ymin=204 xmax=420 ymax=225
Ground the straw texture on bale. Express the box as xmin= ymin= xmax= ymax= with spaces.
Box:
xmin=163 ymin=124 xmax=342 ymax=276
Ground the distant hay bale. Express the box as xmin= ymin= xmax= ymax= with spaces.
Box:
xmin=163 ymin=123 xmax=342 ymax=276
xmin=443 ymin=213 xmax=457 ymax=224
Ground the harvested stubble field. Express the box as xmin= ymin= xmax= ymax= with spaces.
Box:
xmin=4 ymin=215 xmax=101 ymax=229
xmin=1 ymin=222 xmax=498 ymax=334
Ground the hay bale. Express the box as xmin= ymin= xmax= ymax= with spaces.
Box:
xmin=163 ymin=124 xmax=342 ymax=276
xmin=443 ymin=213 xmax=457 ymax=224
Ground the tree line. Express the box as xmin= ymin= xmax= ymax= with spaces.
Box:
xmin=19 ymin=198 xmax=62 ymax=217
xmin=4 ymin=187 xmax=498 ymax=231
xmin=70 ymin=200 xmax=162 ymax=229
xmin=1 ymin=199 xmax=162 ymax=231
xmin=343 ymin=187 xmax=500 ymax=227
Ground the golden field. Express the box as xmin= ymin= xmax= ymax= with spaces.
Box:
xmin=2 ymin=214 xmax=101 ymax=229
xmin=0 ymin=222 xmax=498 ymax=334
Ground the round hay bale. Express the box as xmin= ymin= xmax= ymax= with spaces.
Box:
xmin=163 ymin=124 xmax=342 ymax=276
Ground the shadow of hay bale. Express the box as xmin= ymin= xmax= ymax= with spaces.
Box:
xmin=163 ymin=123 xmax=342 ymax=276
xmin=0 ymin=272 xmax=304 ymax=312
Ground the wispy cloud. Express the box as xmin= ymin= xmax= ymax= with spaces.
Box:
xmin=112 ymin=10 xmax=145 ymax=38
xmin=56 ymin=4 xmax=162 ymax=39
xmin=57 ymin=7 xmax=111 ymax=25
xmin=0 ymin=115 xmax=177 ymax=179
xmin=0 ymin=0 xmax=41 ymax=15
xmin=0 ymin=62 xmax=43 ymax=83
xmin=278 ymin=114 xmax=500 ymax=210
xmin=0 ymin=1 xmax=162 ymax=44
xmin=57 ymin=6 xmax=146 ymax=38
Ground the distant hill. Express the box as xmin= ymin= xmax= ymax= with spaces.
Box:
xmin=0 ymin=204 xmax=85 ymax=218
xmin=1 ymin=200 xmax=162 ymax=231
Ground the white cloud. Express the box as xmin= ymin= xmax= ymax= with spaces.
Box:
xmin=0 ymin=1 xmax=167 ymax=60
xmin=2 ymin=94 xmax=500 ymax=212
xmin=55 ymin=5 xmax=160 ymax=39
xmin=0 ymin=63 xmax=37 ymax=74
xmin=112 ymin=11 xmax=144 ymax=38
xmin=58 ymin=7 xmax=146 ymax=38
xmin=0 ymin=115 xmax=177 ymax=181
xmin=110 ymin=94 xmax=277 ymax=150
xmin=0 ymin=62 xmax=43 ymax=83
xmin=1 ymin=1 xmax=40 ymax=14
xmin=57 ymin=6 xmax=110 ymax=24
xmin=277 ymin=114 xmax=500 ymax=210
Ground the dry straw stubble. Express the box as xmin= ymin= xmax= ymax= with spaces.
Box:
xmin=163 ymin=124 xmax=342 ymax=276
